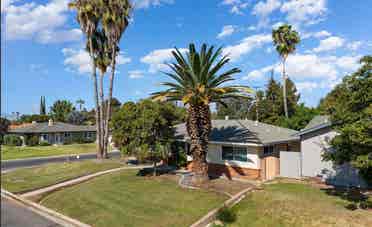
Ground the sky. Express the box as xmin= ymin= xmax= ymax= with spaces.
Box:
xmin=1 ymin=0 xmax=372 ymax=117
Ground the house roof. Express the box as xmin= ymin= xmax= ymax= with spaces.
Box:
xmin=175 ymin=119 xmax=299 ymax=146
xmin=294 ymin=115 xmax=332 ymax=136
xmin=8 ymin=122 xmax=96 ymax=134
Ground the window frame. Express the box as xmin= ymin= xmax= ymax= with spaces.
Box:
xmin=263 ymin=145 xmax=274 ymax=155
xmin=222 ymin=146 xmax=248 ymax=162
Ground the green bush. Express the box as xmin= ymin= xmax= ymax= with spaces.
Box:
xmin=25 ymin=135 xmax=39 ymax=146
xmin=345 ymin=203 xmax=358 ymax=211
xmin=39 ymin=141 xmax=50 ymax=146
xmin=216 ymin=207 xmax=236 ymax=224
xmin=3 ymin=135 xmax=22 ymax=146
xmin=359 ymin=200 xmax=372 ymax=209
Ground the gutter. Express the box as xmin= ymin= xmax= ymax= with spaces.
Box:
xmin=292 ymin=122 xmax=332 ymax=137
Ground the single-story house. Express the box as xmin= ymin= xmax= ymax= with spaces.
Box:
xmin=8 ymin=119 xmax=96 ymax=145
xmin=295 ymin=115 xmax=367 ymax=188
xmin=175 ymin=116 xmax=368 ymax=187
xmin=175 ymin=119 xmax=300 ymax=180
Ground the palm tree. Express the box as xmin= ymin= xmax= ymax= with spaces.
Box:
xmin=101 ymin=0 xmax=132 ymax=158
xmin=272 ymin=24 xmax=300 ymax=118
xmin=69 ymin=0 xmax=103 ymax=158
xmin=151 ymin=43 xmax=252 ymax=184
xmin=76 ymin=99 xmax=85 ymax=111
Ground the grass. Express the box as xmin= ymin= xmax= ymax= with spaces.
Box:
xmin=1 ymin=160 xmax=124 ymax=193
xmin=41 ymin=171 xmax=227 ymax=227
xmin=228 ymin=181 xmax=372 ymax=227
xmin=1 ymin=143 xmax=99 ymax=160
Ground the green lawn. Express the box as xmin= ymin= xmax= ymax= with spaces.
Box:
xmin=2 ymin=160 xmax=124 ymax=193
xmin=41 ymin=171 xmax=227 ymax=227
xmin=1 ymin=143 xmax=99 ymax=160
xmin=228 ymin=182 xmax=372 ymax=227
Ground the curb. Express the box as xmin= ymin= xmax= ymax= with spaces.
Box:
xmin=21 ymin=165 xmax=151 ymax=198
xmin=1 ymin=189 xmax=91 ymax=227
xmin=190 ymin=187 xmax=253 ymax=227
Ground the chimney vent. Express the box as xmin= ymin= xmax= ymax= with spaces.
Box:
xmin=48 ymin=119 xmax=54 ymax=126
xmin=225 ymin=116 xmax=229 ymax=120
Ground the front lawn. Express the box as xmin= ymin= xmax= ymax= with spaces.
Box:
xmin=228 ymin=181 xmax=372 ymax=227
xmin=1 ymin=143 xmax=99 ymax=160
xmin=2 ymin=160 xmax=124 ymax=193
xmin=41 ymin=171 xmax=227 ymax=227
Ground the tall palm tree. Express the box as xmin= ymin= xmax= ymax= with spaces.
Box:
xmin=151 ymin=43 xmax=252 ymax=184
xmin=272 ymin=24 xmax=300 ymax=118
xmin=76 ymin=99 xmax=85 ymax=111
xmin=69 ymin=0 xmax=103 ymax=158
xmin=101 ymin=0 xmax=132 ymax=158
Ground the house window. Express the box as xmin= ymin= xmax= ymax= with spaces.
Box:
xmin=41 ymin=134 xmax=48 ymax=141
xmin=264 ymin=146 xmax=274 ymax=155
xmin=64 ymin=132 xmax=70 ymax=137
xmin=222 ymin=146 xmax=248 ymax=162
xmin=85 ymin=132 xmax=93 ymax=138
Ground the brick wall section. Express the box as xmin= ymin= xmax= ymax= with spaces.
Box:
xmin=208 ymin=163 xmax=261 ymax=180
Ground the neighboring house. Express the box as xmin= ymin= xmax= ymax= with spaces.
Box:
xmin=8 ymin=119 xmax=96 ymax=145
xmin=295 ymin=115 xmax=367 ymax=188
xmin=175 ymin=119 xmax=300 ymax=180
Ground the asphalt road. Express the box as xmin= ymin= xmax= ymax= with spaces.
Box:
xmin=1 ymin=151 xmax=121 ymax=171
xmin=1 ymin=197 xmax=60 ymax=227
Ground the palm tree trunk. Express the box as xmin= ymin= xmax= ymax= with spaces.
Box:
xmin=99 ymin=71 xmax=105 ymax=156
xmin=103 ymin=44 xmax=117 ymax=158
xmin=89 ymin=38 xmax=102 ymax=159
xmin=186 ymin=104 xmax=211 ymax=185
xmin=282 ymin=58 xmax=289 ymax=118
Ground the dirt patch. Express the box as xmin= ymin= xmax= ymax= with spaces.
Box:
xmin=199 ymin=178 xmax=255 ymax=196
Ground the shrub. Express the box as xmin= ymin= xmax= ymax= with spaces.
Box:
xmin=345 ymin=203 xmax=358 ymax=211
xmin=25 ymin=135 xmax=39 ymax=146
xmin=3 ymin=135 xmax=22 ymax=146
xmin=359 ymin=200 xmax=372 ymax=209
xmin=39 ymin=141 xmax=50 ymax=146
xmin=216 ymin=207 xmax=236 ymax=224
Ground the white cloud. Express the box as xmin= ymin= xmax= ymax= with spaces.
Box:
xmin=302 ymin=30 xmax=331 ymax=39
xmin=244 ymin=53 xmax=361 ymax=89
xmin=271 ymin=21 xmax=284 ymax=29
xmin=221 ymin=0 xmax=249 ymax=15
xmin=252 ymin=0 xmax=281 ymax=28
xmin=280 ymin=0 xmax=327 ymax=28
xmin=222 ymin=34 xmax=272 ymax=61
xmin=128 ymin=70 xmax=145 ymax=79
xmin=133 ymin=0 xmax=174 ymax=9
xmin=296 ymin=81 xmax=318 ymax=92
xmin=217 ymin=25 xmax=236 ymax=39
xmin=63 ymin=48 xmax=131 ymax=74
xmin=4 ymin=0 xmax=82 ymax=43
xmin=140 ymin=48 xmax=187 ymax=73
xmin=313 ymin=36 xmax=345 ymax=53
xmin=29 ymin=64 xmax=49 ymax=75
xmin=347 ymin=41 xmax=362 ymax=51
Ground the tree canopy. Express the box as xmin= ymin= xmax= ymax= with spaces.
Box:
xmin=50 ymin=100 xmax=75 ymax=122
xmin=321 ymin=55 xmax=372 ymax=184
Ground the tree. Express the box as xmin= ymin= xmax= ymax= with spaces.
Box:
xmin=262 ymin=76 xmax=283 ymax=125
xmin=216 ymin=97 xmax=252 ymax=119
xmin=69 ymin=0 xmax=103 ymax=158
xmin=111 ymin=100 xmax=184 ymax=174
xmin=17 ymin=114 xmax=50 ymax=123
xmin=279 ymin=104 xmax=320 ymax=130
xmin=272 ymin=24 xmax=300 ymax=118
xmin=101 ymin=0 xmax=132 ymax=158
xmin=40 ymin=96 xmax=46 ymax=115
xmin=322 ymin=56 xmax=372 ymax=185
xmin=67 ymin=111 xmax=87 ymax=125
xmin=151 ymin=43 xmax=252 ymax=184
xmin=50 ymin=100 xmax=74 ymax=122
xmin=76 ymin=99 xmax=85 ymax=111
xmin=0 ymin=117 xmax=10 ymax=145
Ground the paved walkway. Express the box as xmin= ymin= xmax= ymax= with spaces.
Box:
xmin=1 ymin=196 xmax=60 ymax=227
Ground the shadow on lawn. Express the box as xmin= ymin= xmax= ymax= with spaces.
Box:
xmin=136 ymin=165 xmax=176 ymax=177
xmin=322 ymin=187 xmax=372 ymax=210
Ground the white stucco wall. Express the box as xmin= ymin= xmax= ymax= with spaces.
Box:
xmin=301 ymin=128 xmax=337 ymax=177
xmin=206 ymin=143 xmax=260 ymax=169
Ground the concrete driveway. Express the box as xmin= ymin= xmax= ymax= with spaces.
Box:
xmin=1 ymin=196 xmax=60 ymax=227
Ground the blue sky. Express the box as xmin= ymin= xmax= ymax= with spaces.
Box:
xmin=2 ymin=0 xmax=372 ymax=116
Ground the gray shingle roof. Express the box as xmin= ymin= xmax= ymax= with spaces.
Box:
xmin=294 ymin=115 xmax=332 ymax=136
xmin=8 ymin=122 xmax=96 ymax=134
xmin=175 ymin=119 xmax=299 ymax=145
xmin=303 ymin=115 xmax=330 ymax=130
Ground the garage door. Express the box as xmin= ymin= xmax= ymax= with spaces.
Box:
xmin=280 ymin=151 xmax=301 ymax=178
